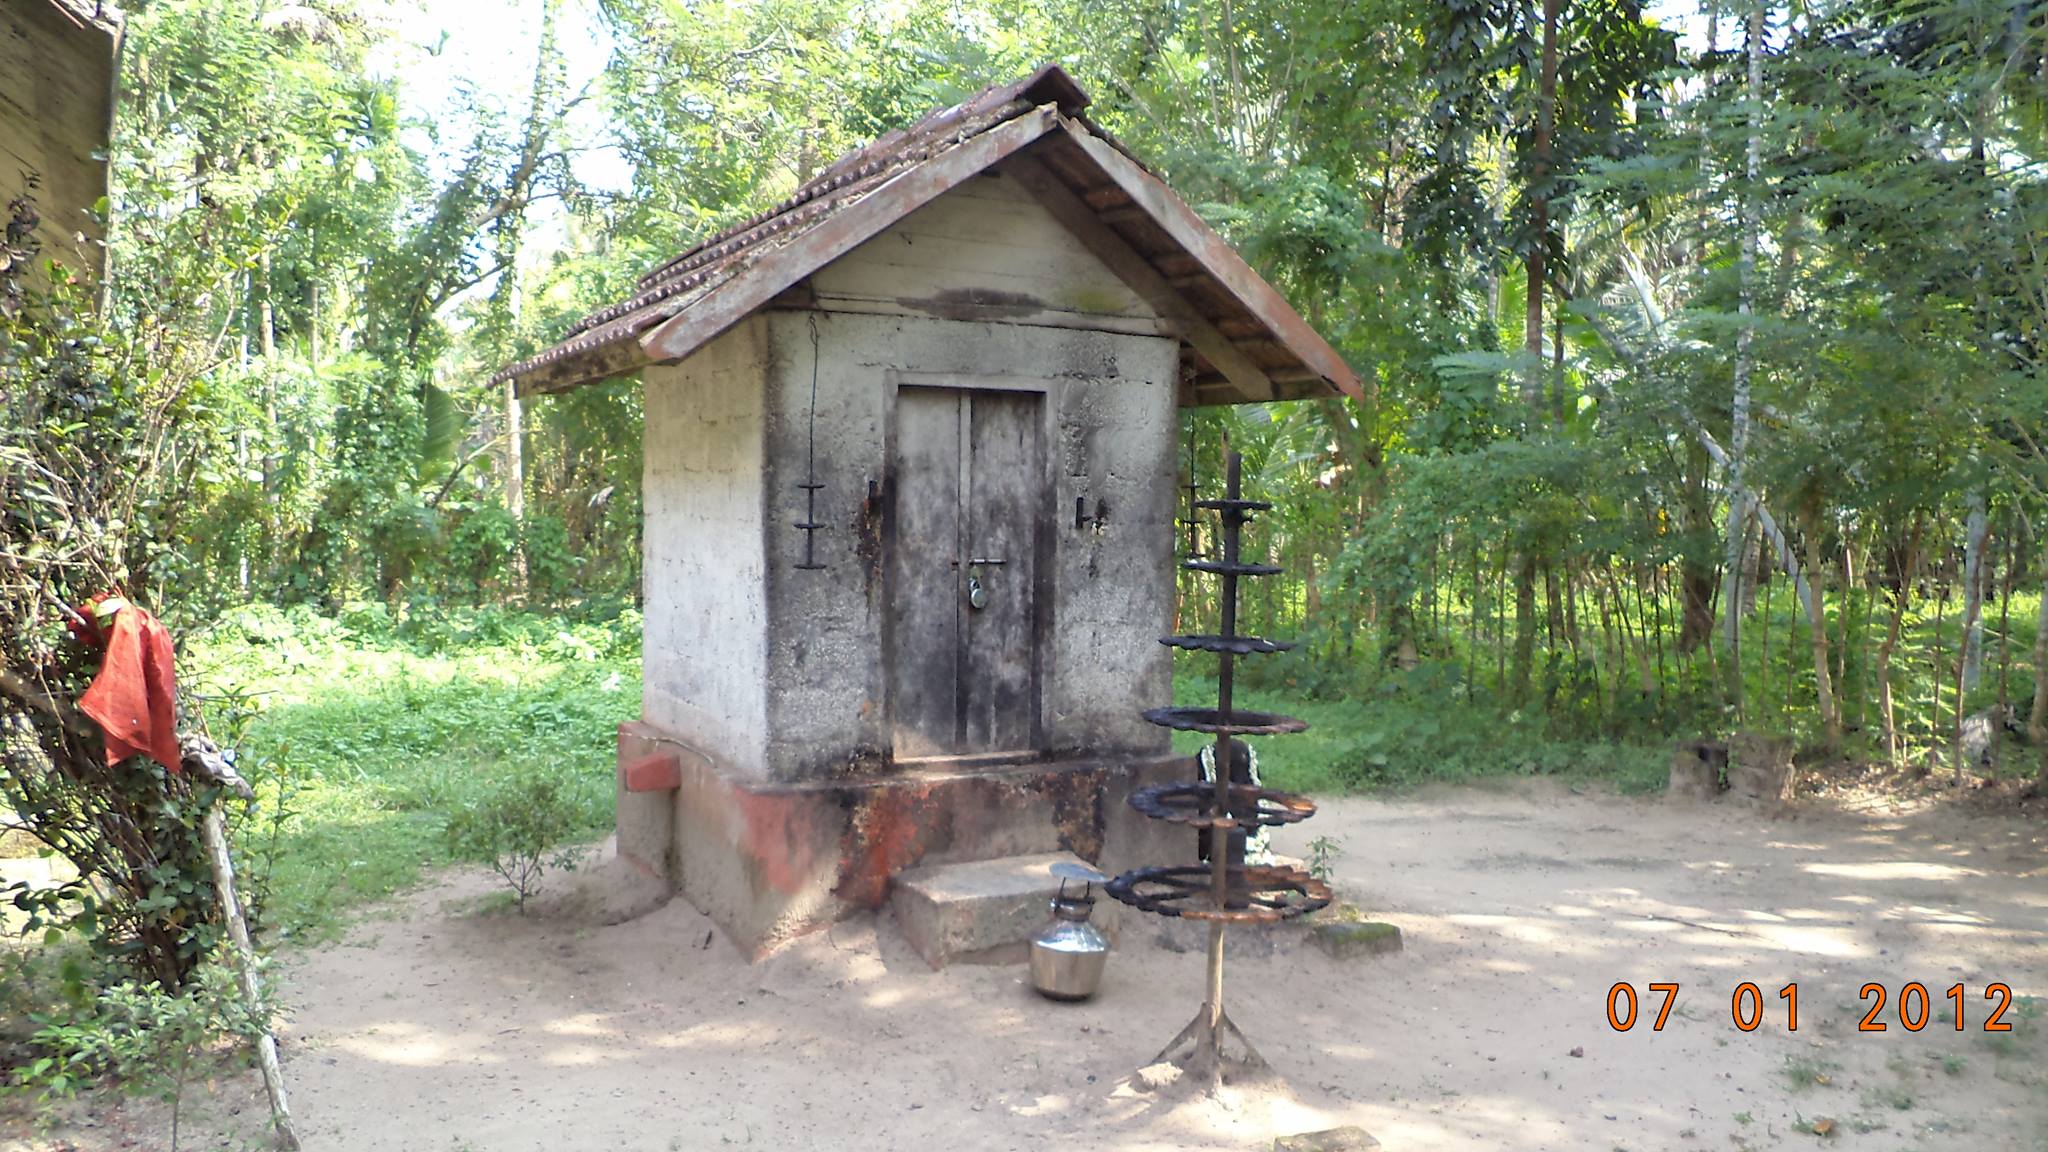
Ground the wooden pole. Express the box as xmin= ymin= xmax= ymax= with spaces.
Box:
xmin=200 ymin=806 xmax=300 ymax=1150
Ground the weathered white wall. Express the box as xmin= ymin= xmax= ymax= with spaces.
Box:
xmin=808 ymin=168 xmax=1160 ymax=334
xmin=759 ymin=230 xmax=1180 ymax=780
xmin=0 ymin=3 xmax=115 ymax=283
xmin=642 ymin=318 xmax=770 ymax=777
xmin=641 ymin=174 xmax=1183 ymax=783
xmin=1042 ymin=355 xmax=1180 ymax=757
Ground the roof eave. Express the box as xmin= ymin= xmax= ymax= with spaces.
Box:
xmin=635 ymin=104 xmax=1064 ymax=367
xmin=509 ymin=335 xmax=652 ymax=398
xmin=1048 ymin=118 xmax=1364 ymax=406
xmin=502 ymin=78 xmax=1364 ymax=409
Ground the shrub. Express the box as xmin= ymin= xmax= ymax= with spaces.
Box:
xmin=519 ymin=510 xmax=579 ymax=604
xmin=441 ymin=776 xmax=585 ymax=911
xmin=13 ymin=959 xmax=266 ymax=1150
xmin=445 ymin=505 xmax=519 ymax=595
xmin=0 ymin=220 xmax=224 ymax=989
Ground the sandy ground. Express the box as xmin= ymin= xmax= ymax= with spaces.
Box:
xmin=13 ymin=780 xmax=2047 ymax=1151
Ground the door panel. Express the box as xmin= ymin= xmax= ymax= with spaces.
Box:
xmin=888 ymin=385 xmax=1043 ymax=760
xmin=888 ymin=389 xmax=964 ymax=758
xmin=963 ymin=391 xmax=1041 ymax=751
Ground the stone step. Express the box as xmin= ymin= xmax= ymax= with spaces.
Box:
xmin=889 ymin=851 xmax=1106 ymax=969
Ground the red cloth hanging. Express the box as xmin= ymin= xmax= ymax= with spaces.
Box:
xmin=77 ymin=602 xmax=182 ymax=772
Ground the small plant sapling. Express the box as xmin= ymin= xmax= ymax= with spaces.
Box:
xmin=1306 ymin=834 xmax=1345 ymax=883
xmin=441 ymin=776 xmax=585 ymax=911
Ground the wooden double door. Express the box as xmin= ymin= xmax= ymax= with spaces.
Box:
xmin=888 ymin=385 xmax=1045 ymax=760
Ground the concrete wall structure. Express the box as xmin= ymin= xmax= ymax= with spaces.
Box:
xmin=637 ymin=170 xmax=1181 ymax=785
xmin=0 ymin=2 xmax=117 ymax=283
xmin=622 ymin=171 xmax=1190 ymax=954
xmin=641 ymin=318 xmax=771 ymax=774
xmin=758 ymin=309 xmax=1178 ymax=780
xmin=758 ymin=169 xmax=1179 ymax=780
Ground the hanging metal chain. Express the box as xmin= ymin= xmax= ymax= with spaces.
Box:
xmin=794 ymin=314 xmax=826 ymax=571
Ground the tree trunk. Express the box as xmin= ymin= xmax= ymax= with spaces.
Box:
xmin=1506 ymin=0 xmax=1562 ymax=704
xmin=1220 ymin=0 xmax=1244 ymax=153
xmin=1523 ymin=0 xmax=1561 ymax=414
xmin=1878 ymin=516 xmax=1925 ymax=764
xmin=1595 ymin=576 xmax=1618 ymax=716
xmin=1963 ymin=495 xmax=1989 ymax=691
xmin=1726 ymin=510 xmax=1755 ymax=715
xmin=494 ymin=0 xmax=564 ymax=594
xmin=1650 ymin=563 xmax=1670 ymax=705
xmin=1933 ymin=556 xmax=1951 ymax=772
xmin=1630 ymin=570 xmax=1656 ymax=695
xmin=1801 ymin=504 xmax=1840 ymax=752
xmin=1679 ymin=551 xmax=1717 ymax=653
xmin=1722 ymin=0 xmax=1767 ymax=673
xmin=1877 ymin=585 xmax=1909 ymax=765
xmin=257 ymin=250 xmax=276 ymax=362
xmin=1836 ymin=541 xmax=1852 ymax=708
xmin=1496 ymin=539 xmax=1510 ymax=696
xmin=1512 ymin=555 xmax=1538 ymax=703
xmin=505 ymin=381 xmax=525 ymax=515
xmin=1545 ymin=562 xmax=1564 ymax=654
xmin=1996 ymin=513 xmax=2017 ymax=715
xmin=1563 ymin=562 xmax=1581 ymax=657
xmin=2028 ymin=531 xmax=2048 ymax=747
xmin=1466 ymin=543 xmax=1481 ymax=701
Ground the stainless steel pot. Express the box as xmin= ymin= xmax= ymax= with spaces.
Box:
xmin=1030 ymin=868 xmax=1109 ymax=1001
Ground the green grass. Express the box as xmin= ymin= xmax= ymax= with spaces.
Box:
xmin=172 ymin=599 xmax=1760 ymax=943
xmin=1783 ymin=1055 xmax=1837 ymax=1091
xmin=1169 ymin=666 xmax=1668 ymax=795
xmin=183 ymin=603 xmax=639 ymax=941
xmin=1215 ymin=575 xmax=2048 ymax=774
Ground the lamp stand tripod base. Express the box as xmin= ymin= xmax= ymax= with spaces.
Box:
xmin=1148 ymin=1002 xmax=1270 ymax=1095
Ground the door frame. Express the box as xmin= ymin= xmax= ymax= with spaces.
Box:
xmin=881 ymin=371 xmax=1059 ymax=766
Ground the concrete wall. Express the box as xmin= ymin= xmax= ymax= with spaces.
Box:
xmin=806 ymin=167 xmax=1159 ymax=332
xmin=639 ymin=176 xmax=1182 ymax=785
xmin=641 ymin=318 xmax=770 ymax=776
xmin=758 ymin=309 xmax=1180 ymax=781
xmin=628 ymin=164 xmax=1192 ymax=951
xmin=0 ymin=2 xmax=116 ymax=283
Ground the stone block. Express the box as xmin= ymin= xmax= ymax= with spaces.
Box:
xmin=1667 ymin=738 xmax=1727 ymax=800
xmin=1275 ymin=1127 xmax=1381 ymax=1152
xmin=1309 ymin=919 xmax=1403 ymax=961
xmin=890 ymin=851 xmax=1098 ymax=968
xmin=1727 ymin=731 xmax=1794 ymax=801
xmin=614 ymin=723 xmax=678 ymax=886
xmin=626 ymin=716 xmax=1175 ymax=959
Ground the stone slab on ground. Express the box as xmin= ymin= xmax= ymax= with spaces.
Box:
xmin=890 ymin=850 xmax=1097 ymax=968
xmin=1309 ymin=919 xmax=1403 ymax=960
xmin=1275 ymin=1127 xmax=1381 ymax=1151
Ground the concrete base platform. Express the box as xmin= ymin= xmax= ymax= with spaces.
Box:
xmin=615 ymin=720 xmax=1185 ymax=959
xmin=890 ymin=851 xmax=1101 ymax=968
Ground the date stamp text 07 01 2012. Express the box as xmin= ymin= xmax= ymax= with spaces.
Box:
xmin=1604 ymin=981 xmax=2019 ymax=1033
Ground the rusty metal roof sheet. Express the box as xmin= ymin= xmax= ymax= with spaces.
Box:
xmin=494 ymin=65 xmax=1362 ymax=407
